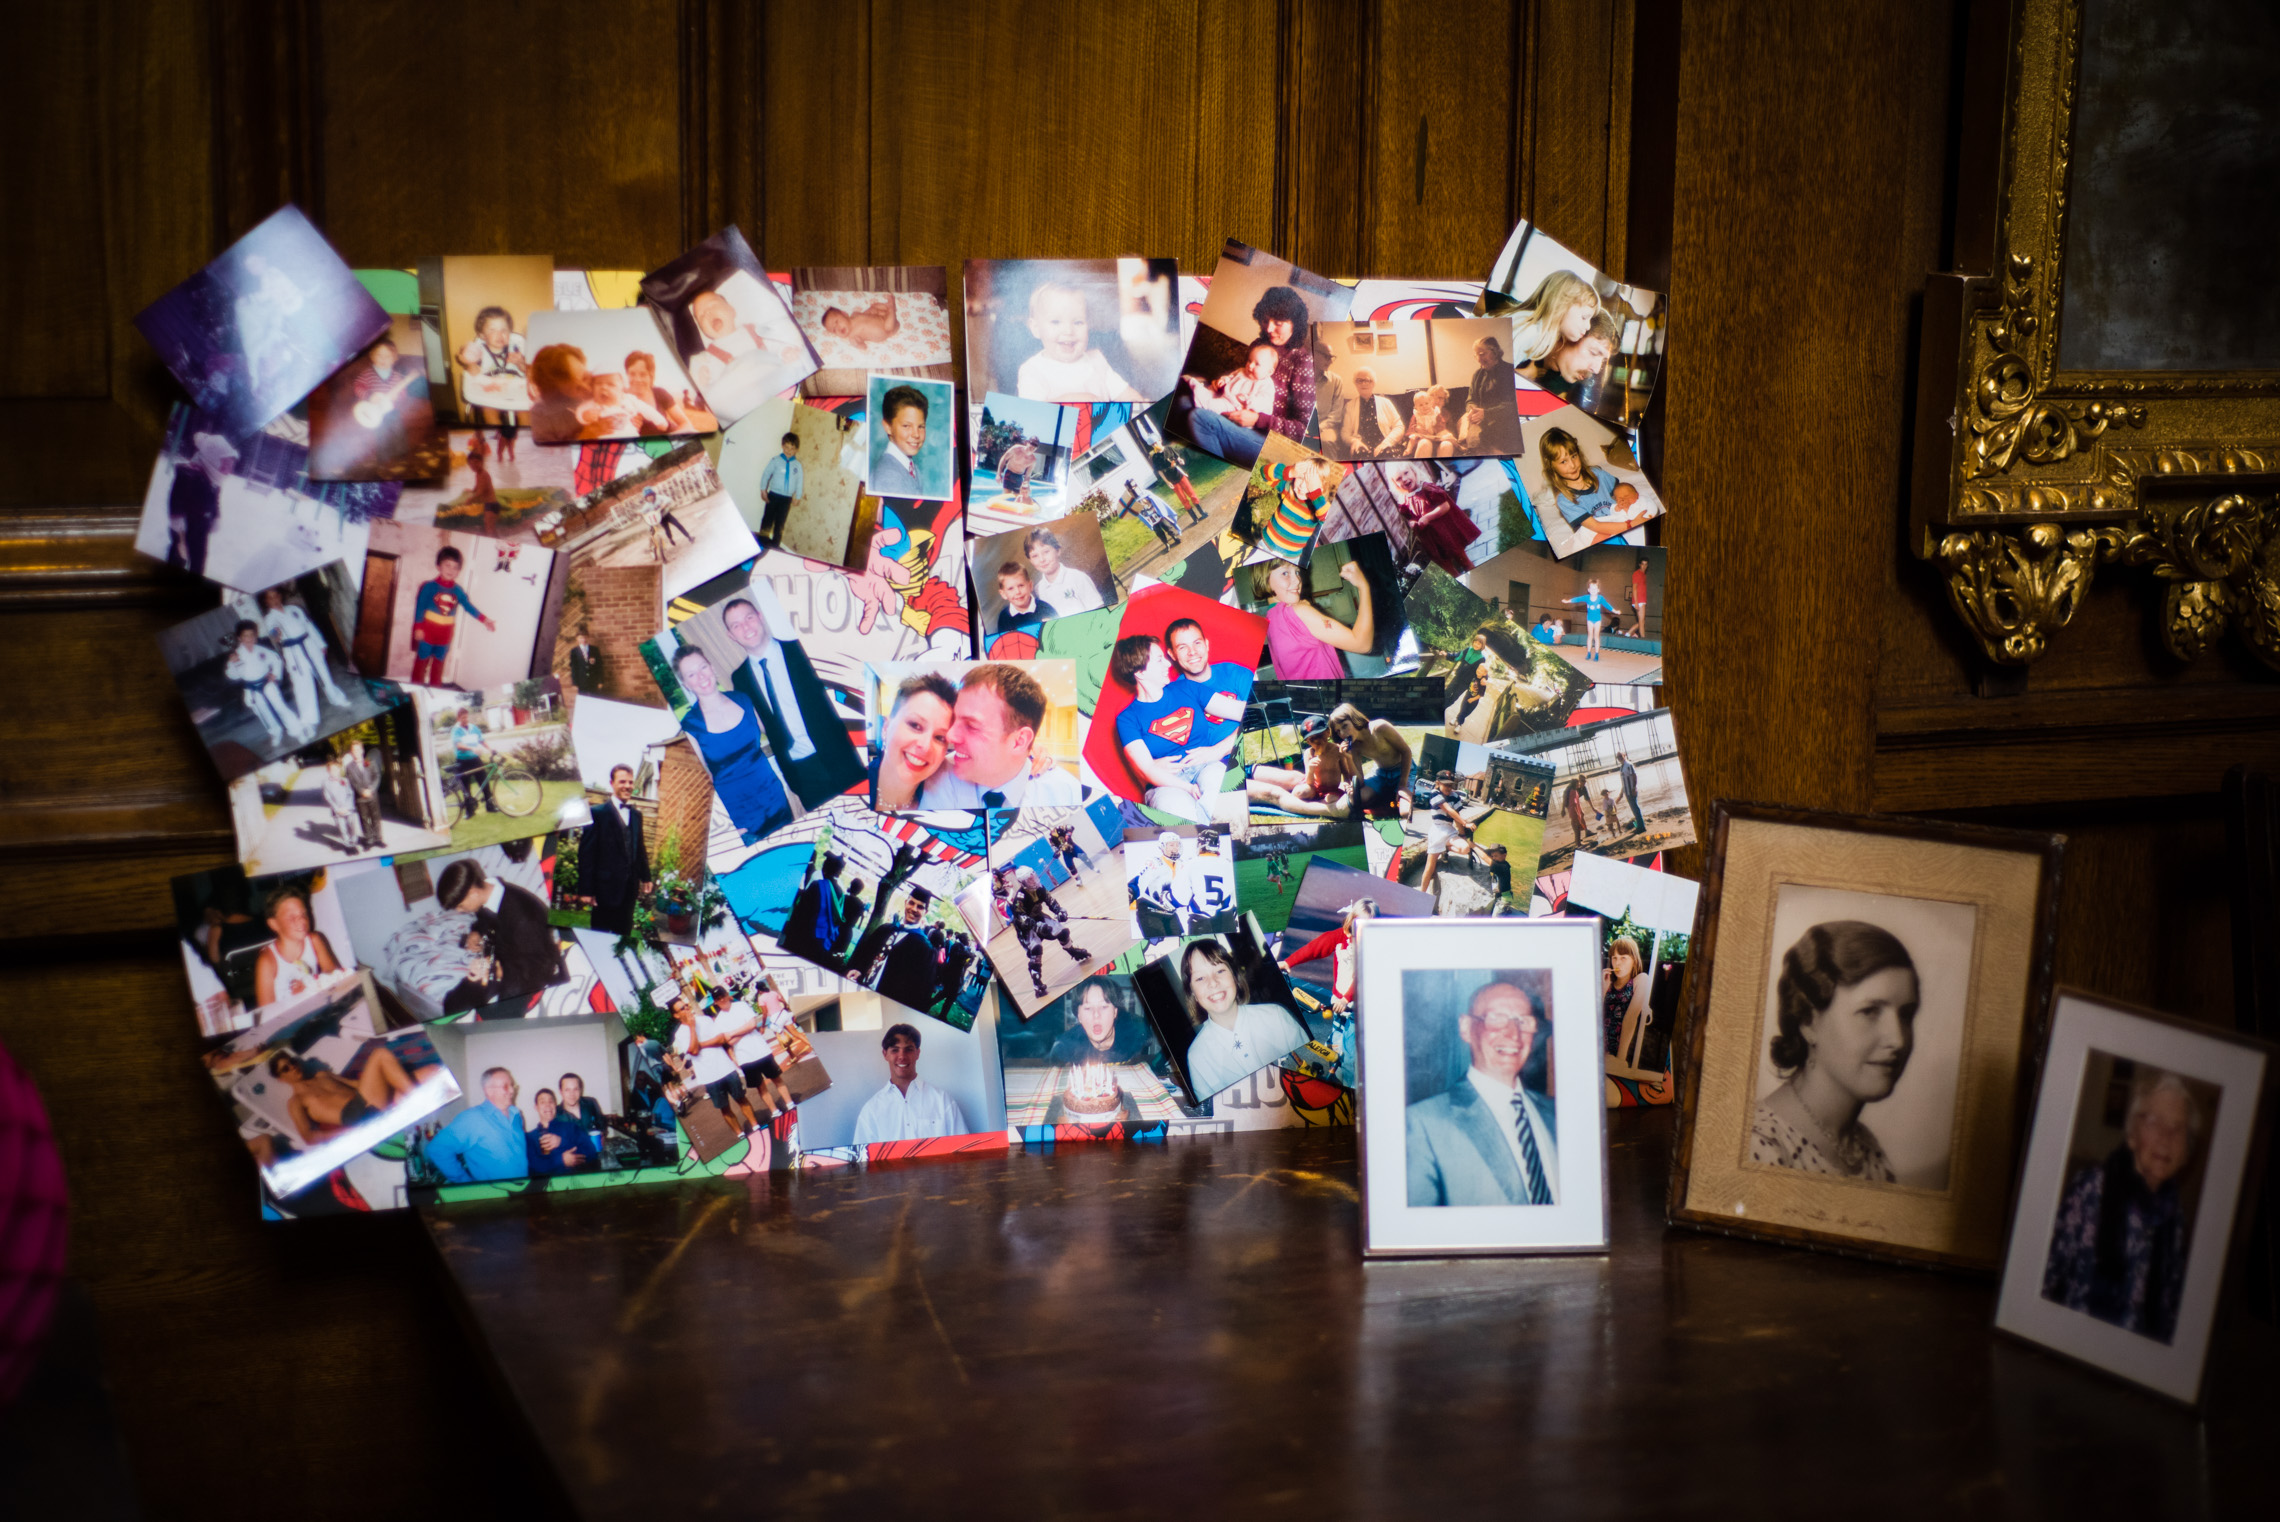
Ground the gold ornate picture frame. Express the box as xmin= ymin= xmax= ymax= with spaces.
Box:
xmin=1910 ymin=0 xmax=2280 ymax=669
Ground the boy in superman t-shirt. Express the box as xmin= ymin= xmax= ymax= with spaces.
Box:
xmin=1111 ymin=632 xmax=1241 ymax=826
xmin=408 ymin=545 xmax=497 ymax=686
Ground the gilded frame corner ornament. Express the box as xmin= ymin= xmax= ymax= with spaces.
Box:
xmin=1915 ymin=0 xmax=2280 ymax=670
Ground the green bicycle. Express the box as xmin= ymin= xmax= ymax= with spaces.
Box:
xmin=450 ymin=752 xmax=543 ymax=820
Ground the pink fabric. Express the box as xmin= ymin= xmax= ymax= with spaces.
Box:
xmin=1266 ymin=600 xmax=1346 ymax=679
xmin=0 ymin=1037 xmax=67 ymax=1407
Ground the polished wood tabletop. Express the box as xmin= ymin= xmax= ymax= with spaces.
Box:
xmin=422 ymin=1108 xmax=2277 ymax=1520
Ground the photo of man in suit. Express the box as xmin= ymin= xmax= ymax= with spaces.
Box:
xmin=437 ymin=857 xmax=566 ymax=1012
xmin=1406 ymin=979 xmax=1559 ymax=1207
xmin=718 ymin=595 xmax=865 ymax=809
xmin=581 ymin=764 xmax=650 ymax=935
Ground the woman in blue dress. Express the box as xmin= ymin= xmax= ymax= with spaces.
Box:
xmin=671 ymin=644 xmax=792 ymax=840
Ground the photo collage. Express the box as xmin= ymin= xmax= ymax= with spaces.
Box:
xmin=137 ymin=204 xmax=1697 ymax=1224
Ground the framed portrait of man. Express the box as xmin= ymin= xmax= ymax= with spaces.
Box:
xmin=1355 ymin=916 xmax=1609 ymax=1257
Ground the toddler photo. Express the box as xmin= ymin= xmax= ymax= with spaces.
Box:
xmin=963 ymin=257 xmax=1183 ymax=406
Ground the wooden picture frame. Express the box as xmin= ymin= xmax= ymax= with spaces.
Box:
xmin=1667 ymin=801 xmax=2065 ymax=1271
xmin=1992 ymin=987 xmax=2275 ymax=1405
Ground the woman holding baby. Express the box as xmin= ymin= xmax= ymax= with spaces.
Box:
xmin=1179 ymin=285 xmax=1317 ymax=469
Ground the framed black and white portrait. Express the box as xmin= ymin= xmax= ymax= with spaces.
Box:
xmin=1994 ymin=989 xmax=2273 ymax=1405
xmin=1355 ymin=917 xmax=1608 ymax=1257
xmin=1668 ymin=803 xmax=2064 ymax=1271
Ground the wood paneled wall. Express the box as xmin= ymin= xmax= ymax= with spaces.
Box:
xmin=0 ymin=4 xmax=1639 ymax=1516
xmin=4 ymin=3 xmax=2267 ymax=1514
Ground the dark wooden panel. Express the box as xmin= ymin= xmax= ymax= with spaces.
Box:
xmin=1523 ymin=0 xmax=1627 ymax=269
xmin=314 ymin=0 xmax=682 ymax=268
xmin=1 ymin=6 xmax=110 ymax=399
xmin=1661 ymin=0 xmax=1958 ymax=818
xmin=1281 ymin=0 xmax=1371 ymax=277
xmin=756 ymin=2 xmax=870 ymax=265
xmin=0 ymin=953 xmax=564 ymax=1522
xmin=1364 ymin=0 xmax=1526 ymax=279
xmin=424 ymin=1114 xmax=2280 ymax=1520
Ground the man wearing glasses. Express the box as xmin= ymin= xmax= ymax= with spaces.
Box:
xmin=1405 ymin=981 xmax=1559 ymax=1207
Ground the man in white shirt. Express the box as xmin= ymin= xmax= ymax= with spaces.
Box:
xmin=1405 ymin=980 xmax=1559 ymax=1207
xmin=670 ymin=994 xmax=764 ymax=1137
xmin=1022 ymin=527 xmax=1105 ymax=613
xmin=914 ymin=663 xmax=1083 ymax=810
xmin=851 ymin=1022 xmax=970 ymax=1147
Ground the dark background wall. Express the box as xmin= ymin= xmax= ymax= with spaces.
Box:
xmin=0 ymin=3 xmax=2270 ymax=1517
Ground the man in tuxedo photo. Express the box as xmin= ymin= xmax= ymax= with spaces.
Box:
xmin=1406 ymin=979 xmax=1559 ymax=1207
xmin=581 ymin=764 xmax=650 ymax=936
xmin=719 ymin=594 xmax=865 ymax=808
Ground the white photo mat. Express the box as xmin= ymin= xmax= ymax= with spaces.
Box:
xmin=1993 ymin=991 xmax=2268 ymax=1404
xmin=1355 ymin=916 xmax=1609 ymax=1256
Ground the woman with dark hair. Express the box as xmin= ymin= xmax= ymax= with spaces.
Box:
xmin=1180 ymin=284 xmax=1318 ymax=469
xmin=1749 ymin=921 xmax=1920 ymax=1181
xmin=1181 ymin=938 xmax=1311 ymax=1099
xmin=2041 ymin=1068 xmax=2201 ymax=1341
xmin=871 ymin=670 xmax=959 ymax=812
xmin=673 ymin=644 xmax=792 ymax=839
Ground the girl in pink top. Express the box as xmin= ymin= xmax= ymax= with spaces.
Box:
xmin=1258 ymin=557 xmax=1377 ymax=679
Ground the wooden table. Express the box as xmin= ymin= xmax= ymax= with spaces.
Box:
xmin=423 ymin=1108 xmax=2278 ymax=1519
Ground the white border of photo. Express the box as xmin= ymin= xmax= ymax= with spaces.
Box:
xmin=1993 ymin=989 xmax=2272 ymax=1404
xmin=1355 ymin=916 xmax=1610 ymax=1257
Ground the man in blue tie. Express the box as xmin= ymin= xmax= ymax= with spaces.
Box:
xmin=1405 ymin=980 xmax=1559 ymax=1207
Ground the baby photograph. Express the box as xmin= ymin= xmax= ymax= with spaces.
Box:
xmin=430 ymin=253 xmax=555 ymax=425
xmin=640 ymin=226 xmax=818 ymax=425
xmin=963 ymin=257 xmax=1183 ymax=407
xmin=522 ymin=308 xmax=719 ymax=443
xmin=788 ymin=264 xmax=955 ymax=397
xmin=1166 ymin=240 xmax=1355 ymax=470
xmin=1514 ymin=405 xmax=1666 ymax=559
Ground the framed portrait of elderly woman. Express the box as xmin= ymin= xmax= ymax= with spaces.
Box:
xmin=1355 ymin=916 xmax=1610 ymax=1258
xmin=1993 ymin=990 xmax=2273 ymax=1405
xmin=1668 ymin=803 xmax=2065 ymax=1271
